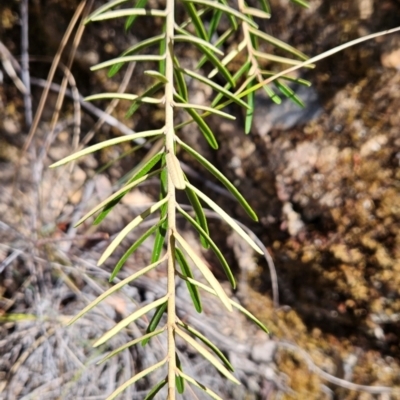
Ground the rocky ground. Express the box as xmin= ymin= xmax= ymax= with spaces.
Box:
xmin=1 ymin=0 xmax=400 ymax=399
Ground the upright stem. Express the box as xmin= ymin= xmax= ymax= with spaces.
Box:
xmin=165 ymin=0 xmax=177 ymax=398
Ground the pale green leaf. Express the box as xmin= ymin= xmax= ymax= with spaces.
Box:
xmin=142 ymin=301 xmax=168 ymax=345
xmin=125 ymin=82 xmax=165 ymax=118
xmin=182 ymin=0 xmax=257 ymax=28
xmin=290 ymin=0 xmax=309 ymax=8
xmin=109 ymin=34 xmax=165 ymax=77
xmin=174 ymin=231 xmax=232 ymax=312
xmin=178 ymin=141 xmax=258 ymax=221
xmin=85 ymin=0 xmax=129 ymax=23
xmin=144 ymin=70 xmax=168 ymax=83
xmin=98 ymin=197 xmax=169 ymax=265
xmin=181 ymin=68 xmax=250 ymax=110
xmin=49 ymin=129 xmax=163 ymax=168
xmin=67 ymin=256 xmax=166 ymax=326
xmin=91 ymin=55 xmax=165 ymax=72
xmin=185 ymin=183 xmax=263 ymax=254
xmin=74 ymin=169 xmax=162 ymax=227
xmin=243 ymin=7 xmax=270 ymax=19
xmin=95 ymin=295 xmax=168 ymax=347
xmin=253 ymin=49 xmax=314 ymax=67
xmin=184 ymin=277 xmax=269 ymax=334
xmin=248 ymin=25 xmax=308 ymax=60
xmin=178 ymin=321 xmax=234 ymax=371
xmin=176 ymin=327 xmax=240 ymax=384
xmin=176 ymin=204 xmax=235 ymax=289
xmin=174 ymin=34 xmax=223 ymax=56
xmin=245 ymin=79 xmax=255 ymax=134
xmin=106 ymin=358 xmax=167 ymax=400
xmin=90 ymin=8 xmax=166 ymax=22
xmin=110 ymin=217 xmax=166 ymax=281
xmin=178 ymin=371 xmax=224 ymax=400
xmin=84 ymin=93 xmax=162 ymax=104
xmin=174 ymin=102 xmax=235 ymax=120
xmin=274 ymin=80 xmax=305 ymax=108
xmin=98 ymin=328 xmax=166 ymax=364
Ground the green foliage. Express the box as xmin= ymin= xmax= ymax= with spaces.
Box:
xmin=50 ymin=0 xmax=313 ymax=398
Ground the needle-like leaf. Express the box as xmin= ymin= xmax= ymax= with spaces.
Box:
xmin=176 ymin=204 xmax=235 ymax=288
xmin=174 ymin=231 xmax=232 ymax=312
xmin=177 ymin=371 xmax=224 ymax=400
xmin=185 ymin=182 xmax=263 ymax=254
xmin=175 ymin=248 xmax=202 ymax=313
xmin=144 ymin=378 xmax=168 ymax=400
xmin=98 ymin=197 xmax=169 ymax=265
xmin=90 ymin=8 xmax=166 ymax=22
xmin=49 ymin=130 xmax=163 ymax=168
xmin=98 ymin=328 xmax=166 ymax=364
xmin=94 ymin=295 xmax=168 ymax=347
xmin=106 ymin=358 xmax=167 ymax=400
xmin=67 ymin=256 xmax=166 ymax=326
xmin=175 ymin=353 xmax=185 ymax=394
xmin=125 ymin=0 xmax=148 ymax=30
xmin=142 ymin=301 xmax=168 ymax=345
xmin=178 ymin=140 xmax=258 ymax=221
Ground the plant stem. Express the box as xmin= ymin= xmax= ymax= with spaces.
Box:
xmin=165 ymin=0 xmax=177 ymax=398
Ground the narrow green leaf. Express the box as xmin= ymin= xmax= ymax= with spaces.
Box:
xmin=144 ymin=70 xmax=168 ymax=83
xmin=208 ymin=40 xmax=246 ymax=79
xmin=182 ymin=0 xmax=257 ymax=28
xmin=159 ymin=23 xmax=166 ymax=75
xmin=245 ymin=79 xmax=255 ymax=134
xmin=106 ymin=358 xmax=167 ymax=400
xmin=75 ymin=169 xmax=162 ymax=227
xmin=91 ymin=55 xmax=165 ymax=72
xmin=185 ymin=182 xmax=263 ymax=254
xmin=182 ymin=2 xmax=208 ymax=41
xmin=95 ymin=295 xmax=168 ymax=347
xmin=144 ymin=378 xmax=168 ymax=400
xmin=110 ymin=217 xmax=166 ymax=281
xmin=90 ymin=8 xmax=166 ymax=23
xmin=184 ymin=277 xmax=269 ymax=334
xmin=85 ymin=0 xmax=129 ymax=23
xmin=174 ymin=102 xmax=235 ymax=120
xmin=173 ymin=58 xmax=188 ymax=101
xmin=125 ymin=82 xmax=165 ymax=118
xmin=174 ymin=34 xmax=223 ymax=56
xmin=196 ymin=27 xmax=234 ymax=69
xmin=99 ymin=328 xmax=166 ymax=364
xmin=260 ymin=70 xmax=311 ymax=87
xmin=49 ymin=129 xmax=163 ymax=168
xmin=177 ymin=371 xmax=224 ymax=400
xmin=182 ymin=68 xmax=250 ymax=110
xmin=176 ymin=205 xmax=235 ymax=289
xmin=211 ymin=60 xmax=250 ymax=108
xmin=178 ymin=321 xmax=234 ymax=371
xmin=208 ymin=9 xmax=222 ymax=39
xmin=261 ymin=84 xmax=282 ymax=104
xmin=174 ymin=231 xmax=232 ymax=312
xmin=128 ymin=151 xmax=164 ymax=184
xmin=183 ymin=177 xmax=210 ymax=249
xmin=67 ymin=257 xmax=166 ymax=326
xmin=248 ymin=25 xmax=308 ymax=60
xmin=274 ymin=80 xmax=305 ymax=108
xmin=84 ymin=93 xmax=162 ymax=104
xmin=216 ymin=0 xmax=238 ymax=29
xmin=258 ymin=0 xmax=271 ymax=14
xmin=176 ymin=353 xmax=185 ymax=394
xmin=125 ymin=0 xmax=148 ymax=30
xmin=142 ymin=301 xmax=168 ymax=346
xmin=109 ymin=34 xmax=165 ymax=77
xmin=179 ymin=141 xmax=258 ymax=222
xmin=176 ymin=327 xmax=240 ymax=384
xmin=253 ymin=49 xmax=314 ymax=67
xmin=174 ymin=92 xmax=218 ymax=149
xmin=151 ymin=168 xmax=168 ymax=263
xmin=98 ymin=197 xmax=169 ymax=266
xmin=175 ymin=248 xmax=202 ymax=313
xmin=290 ymin=0 xmax=309 ymax=8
